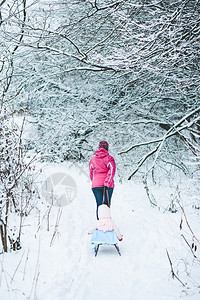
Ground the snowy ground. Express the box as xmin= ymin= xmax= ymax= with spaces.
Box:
xmin=0 ymin=163 xmax=200 ymax=300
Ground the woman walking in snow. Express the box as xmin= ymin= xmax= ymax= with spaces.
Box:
xmin=89 ymin=141 xmax=116 ymax=219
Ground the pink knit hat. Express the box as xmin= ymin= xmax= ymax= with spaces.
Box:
xmin=99 ymin=141 xmax=109 ymax=150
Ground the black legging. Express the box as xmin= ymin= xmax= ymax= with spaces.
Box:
xmin=92 ymin=186 xmax=113 ymax=219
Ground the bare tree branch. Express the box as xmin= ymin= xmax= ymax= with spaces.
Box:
xmin=128 ymin=145 xmax=160 ymax=180
xmin=166 ymin=249 xmax=186 ymax=287
xmin=177 ymin=190 xmax=199 ymax=244
xmin=12 ymin=0 xmax=27 ymax=54
xmin=119 ymin=106 xmax=200 ymax=155
xmin=0 ymin=0 xmax=6 ymax=26
xmin=181 ymin=234 xmax=197 ymax=259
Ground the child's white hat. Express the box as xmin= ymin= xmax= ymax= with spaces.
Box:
xmin=98 ymin=204 xmax=111 ymax=219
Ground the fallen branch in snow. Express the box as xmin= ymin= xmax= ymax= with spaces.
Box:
xmin=166 ymin=249 xmax=186 ymax=287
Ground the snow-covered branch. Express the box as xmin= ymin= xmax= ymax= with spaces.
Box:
xmin=119 ymin=106 xmax=200 ymax=155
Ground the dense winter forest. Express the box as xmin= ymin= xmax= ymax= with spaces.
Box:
xmin=0 ymin=0 xmax=200 ymax=298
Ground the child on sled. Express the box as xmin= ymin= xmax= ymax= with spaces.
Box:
xmin=88 ymin=204 xmax=123 ymax=256
xmin=88 ymin=204 xmax=123 ymax=241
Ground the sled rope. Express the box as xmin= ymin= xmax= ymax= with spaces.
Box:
xmin=103 ymin=186 xmax=110 ymax=207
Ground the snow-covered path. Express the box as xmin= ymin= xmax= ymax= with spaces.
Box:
xmin=0 ymin=164 xmax=199 ymax=300
xmin=62 ymin=183 xmax=180 ymax=300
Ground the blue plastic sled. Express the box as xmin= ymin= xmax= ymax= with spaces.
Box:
xmin=91 ymin=230 xmax=121 ymax=256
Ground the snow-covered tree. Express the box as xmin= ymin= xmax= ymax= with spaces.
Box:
xmin=0 ymin=0 xmax=199 ymax=202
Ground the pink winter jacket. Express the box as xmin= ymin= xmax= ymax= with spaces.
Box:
xmin=89 ymin=148 xmax=116 ymax=188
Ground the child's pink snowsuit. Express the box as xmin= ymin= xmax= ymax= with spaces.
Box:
xmin=89 ymin=204 xmax=123 ymax=241
xmin=89 ymin=148 xmax=116 ymax=188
